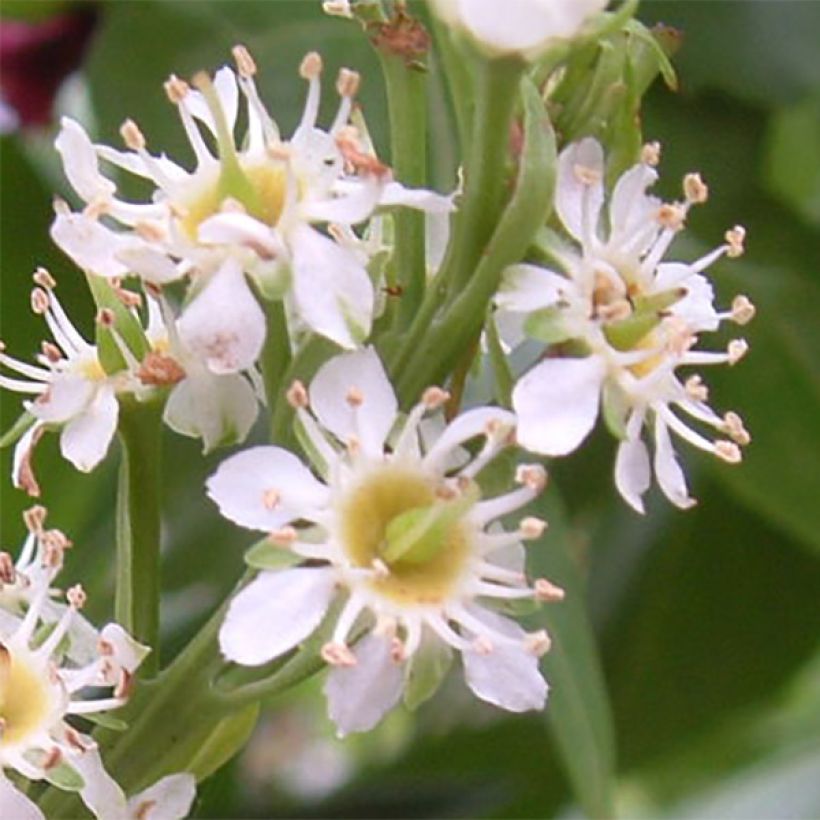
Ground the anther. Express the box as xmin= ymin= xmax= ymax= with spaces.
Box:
xmin=725 ymin=225 xmax=746 ymax=258
xmin=232 ymin=44 xmax=257 ymax=78
xmin=120 ymin=118 xmax=146 ymax=151
xmin=66 ymin=584 xmax=87 ymax=609
xmin=321 ymin=641 xmax=357 ymax=667
xmin=163 ymin=75 xmax=189 ymax=104
xmin=0 ymin=553 xmax=15 ymax=585
xmin=722 ymin=411 xmax=751 ymax=446
xmin=684 ymin=374 xmax=709 ymax=402
xmin=657 ymin=202 xmax=686 ymax=230
xmin=535 ymin=578 xmax=566 ymax=602
xmin=261 ymin=489 xmax=281 ymax=510
xmin=519 ymin=516 xmax=548 ymax=540
xmin=515 ymin=464 xmax=548 ymax=493
xmin=524 ymin=630 xmax=552 ymax=657
xmin=40 ymin=341 xmax=62 ymax=362
xmin=727 ymin=339 xmax=748 ymax=365
xmin=731 ymin=295 xmax=755 ymax=325
xmin=52 ymin=196 xmax=70 ymax=216
xmin=345 ymin=386 xmax=364 ymax=407
xmin=299 ymin=51 xmax=323 ymax=81
xmin=286 ymin=380 xmax=309 ymax=408
xmin=714 ymin=440 xmax=742 ymax=464
xmin=41 ymin=528 xmax=72 ymax=552
xmin=23 ymin=504 xmax=47 ymax=534
xmin=96 ymin=308 xmax=116 ymax=328
xmin=390 ymin=637 xmax=407 ymax=663
xmin=135 ymin=220 xmax=167 ymax=243
xmin=30 ymin=287 xmax=50 ymax=315
xmin=597 ymin=299 xmax=632 ymax=323
xmin=33 ymin=267 xmax=56 ymax=289
xmin=336 ymin=68 xmax=360 ymax=98
xmin=42 ymin=747 xmax=63 ymax=771
xmin=573 ymin=163 xmax=602 ymax=186
xmin=641 ymin=141 xmax=661 ymax=166
xmin=422 ymin=386 xmax=450 ymax=409
xmin=323 ymin=0 xmax=353 ymax=17
xmin=269 ymin=526 xmax=298 ymax=547
xmin=683 ymin=172 xmax=709 ymax=204
xmin=136 ymin=352 xmax=186 ymax=387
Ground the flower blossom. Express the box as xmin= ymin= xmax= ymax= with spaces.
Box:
xmin=52 ymin=46 xmax=452 ymax=356
xmin=428 ymin=0 xmax=608 ymax=60
xmin=496 ymin=138 xmax=754 ymax=512
xmin=0 ymin=269 xmax=121 ymax=494
xmin=0 ymin=516 xmax=194 ymax=819
xmin=207 ymin=349 xmax=563 ymax=736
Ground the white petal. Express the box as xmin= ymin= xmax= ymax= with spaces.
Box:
xmin=379 ymin=182 xmax=455 ymax=213
xmin=496 ymin=263 xmax=567 ymax=313
xmin=423 ymin=407 xmax=515 ymax=470
xmin=115 ymin=246 xmax=182 ymax=285
xmin=186 ymin=66 xmax=239 ymax=137
xmin=672 ymin=273 xmax=720 ymax=331
xmin=127 ymin=774 xmax=196 ymax=820
xmin=609 ymin=162 xmax=659 ymax=245
xmin=12 ymin=421 xmax=44 ymax=495
xmin=219 ymin=568 xmax=336 ymax=665
xmin=614 ymin=431 xmax=651 ymax=515
xmin=290 ymin=225 xmax=374 ymax=349
xmin=98 ymin=623 xmax=151 ymax=675
xmin=206 ymin=445 xmax=330 ymax=532
xmin=653 ymin=413 xmax=696 ymax=509
xmin=55 ymin=117 xmax=116 ymax=202
xmin=178 ymin=258 xmax=266 ymax=374
xmin=96 ymin=144 xmax=189 ymax=184
xmin=512 ymin=357 xmax=605 ymax=456
xmin=197 ymin=212 xmax=280 ymax=258
xmin=0 ymin=773 xmax=44 ymax=820
xmin=304 ymin=177 xmax=382 ymax=225
xmin=461 ymin=608 xmax=547 ymax=712
xmin=164 ymin=371 xmax=258 ymax=453
xmin=28 ymin=374 xmax=94 ymax=423
xmin=70 ymin=744 xmax=129 ymax=820
xmin=555 ymin=137 xmax=605 ymax=243
xmin=59 ymin=384 xmax=119 ymax=472
xmin=309 ymin=348 xmax=396 ymax=457
xmin=325 ymin=632 xmax=404 ymax=736
xmin=50 ymin=212 xmax=131 ymax=279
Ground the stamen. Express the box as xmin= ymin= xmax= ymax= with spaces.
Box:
xmin=30 ymin=287 xmax=50 ymax=315
xmin=321 ymin=641 xmax=357 ymax=667
xmin=163 ymin=75 xmax=190 ymax=104
xmin=519 ymin=517 xmax=547 ymax=540
xmin=728 ymin=338 xmax=748 ymax=365
xmin=96 ymin=308 xmax=116 ymax=328
xmin=731 ymin=295 xmax=755 ymax=325
xmin=714 ymin=440 xmax=742 ymax=463
xmin=641 ymin=141 xmax=661 ymax=166
xmin=422 ymin=386 xmax=450 ymax=409
xmin=41 ymin=341 xmax=63 ymax=363
xmin=515 ymin=464 xmax=548 ymax=493
xmin=0 ymin=553 xmax=15 ymax=584
xmin=725 ymin=225 xmax=746 ymax=257
xmin=525 ymin=630 xmax=552 ymax=657
xmin=534 ymin=578 xmax=565 ymax=602
xmin=66 ymin=584 xmax=87 ymax=609
xmin=299 ymin=51 xmax=323 ymax=81
xmin=323 ymin=0 xmax=353 ymax=17
xmin=684 ymin=374 xmax=709 ymax=402
xmin=135 ymin=220 xmax=167 ymax=243
xmin=345 ymin=386 xmax=364 ymax=407
xmin=232 ymin=44 xmax=257 ymax=78
xmin=657 ymin=202 xmax=686 ymax=230
xmin=336 ymin=68 xmax=360 ymax=98
xmin=683 ymin=172 xmax=709 ymax=204
xmin=722 ymin=411 xmax=750 ymax=445
xmin=120 ymin=119 xmax=146 ymax=151
xmin=33 ymin=267 xmax=56 ymax=290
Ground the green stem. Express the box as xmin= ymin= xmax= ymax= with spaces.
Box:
xmin=259 ymin=298 xmax=291 ymax=433
xmin=115 ymin=396 xmax=164 ymax=677
xmin=485 ymin=312 xmax=515 ymax=408
xmin=379 ymin=52 xmax=428 ymax=330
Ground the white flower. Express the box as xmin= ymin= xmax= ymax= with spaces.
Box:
xmin=0 ymin=536 xmax=157 ymax=819
xmin=428 ymin=0 xmax=608 ymax=59
xmin=497 ymin=138 xmax=754 ymax=512
xmin=208 ymin=349 xmax=563 ymax=736
xmin=52 ymin=47 xmax=452 ymax=352
xmin=0 ymin=271 xmax=122 ymax=494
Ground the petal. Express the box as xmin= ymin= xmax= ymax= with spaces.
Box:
xmin=186 ymin=66 xmax=239 ymax=137
xmin=653 ymin=413 xmax=696 ymax=509
xmin=304 ymin=177 xmax=382 ymax=225
xmin=0 ymin=773 xmax=44 ymax=820
xmin=115 ymin=246 xmax=182 ymax=285
xmin=512 ymin=357 xmax=605 ymax=456
xmin=50 ymin=212 xmax=131 ymax=279
xmin=164 ymin=371 xmax=258 ymax=453
xmin=12 ymin=421 xmax=45 ymax=496
xmin=555 ymin=138 xmax=605 ymax=243
xmin=197 ymin=212 xmax=280 ymax=258
xmin=290 ymin=225 xmax=374 ymax=349
xmin=98 ymin=623 xmax=151 ymax=676
xmin=206 ymin=445 xmax=330 ymax=532
xmin=55 ymin=117 xmax=115 ymax=202
xmin=614 ymin=429 xmax=651 ymax=515
xmin=70 ymin=744 xmax=129 ymax=820
xmin=609 ymin=162 xmax=659 ymax=244
xmin=496 ymin=263 xmax=567 ymax=313
xmin=59 ymin=385 xmax=119 ymax=472
xmin=672 ymin=273 xmax=720 ymax=331
xmin=325 ymin=632 xmax=404 ymax=736
xmin=127 ymin=774 xmax=196 ymax=820
xmin=219 ymin=567 xmax=336 ymax=665
xmin=309 ymin=348 xmax=397 ymax=457
xmin=379 ymin=182 xmax=455 ymax=213
xmin=423 ymin=407 xmax=515 ymax=471
xmin=177 ymin=258 xmax=266 ymax=374
xmin=461 ymin=608 xmax=547 ymax=712
xmin=28 ymin=374 xmax=95 ymax=424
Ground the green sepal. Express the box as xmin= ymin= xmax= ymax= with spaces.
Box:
xmin=292 ymin=412 xmax=333 ymax=482
xmin=403 ymin=637 xmax=453 ymax=711
xmin=0 ymin=411 xmax=36 ymax=449
xmin=81 ymin=712 xmax=129 ymax=732
xmin=22 ymin=750 xmax=86 ymax=792
xmin=253 ymin=262 xmax=291 ymax=301
xmin=85 ymin=274 xmax=150 ymax=375
xmin=524 ymin=307 xmax=574 ymax=345
xmin=632 ymin=287 xmax=686 ymax=314
xmin=602 ymin=380 xmax=630 ymax=441
xmin=244 ymin=539 xmax=303 ymax=572
xmin=602 ymin=310 xmax=659 ymax=351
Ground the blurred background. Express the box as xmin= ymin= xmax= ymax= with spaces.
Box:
xmin=1 ymin=1 xmax=819 ymax=817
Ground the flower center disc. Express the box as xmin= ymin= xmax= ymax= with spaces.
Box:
xmin=0 ymin=649 xmax=53 ymax=747
xmin=340 ymin=467 xmax=471 ymax=605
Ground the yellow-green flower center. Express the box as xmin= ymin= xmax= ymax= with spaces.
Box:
xmin=0 ymin=647 xmax=53 ymax=747
xmin=340 ymin=467 xmax=473 ymax=605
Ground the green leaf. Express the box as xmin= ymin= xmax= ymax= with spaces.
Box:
xmin=186 ymin=703 xmax=261 ymax=783
xmin=526 ymin=488 xmax=617 ymax=819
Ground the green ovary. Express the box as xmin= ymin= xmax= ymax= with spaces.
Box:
xmin=340 ymin=467 xmax=471 ymax=606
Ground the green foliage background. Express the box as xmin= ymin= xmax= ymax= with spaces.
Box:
xmin=1 ymin=1 xmax=819 ymax=817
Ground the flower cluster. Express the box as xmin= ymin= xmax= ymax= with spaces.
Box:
xmin=0 ymin=508 xmax=195 ymax=819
